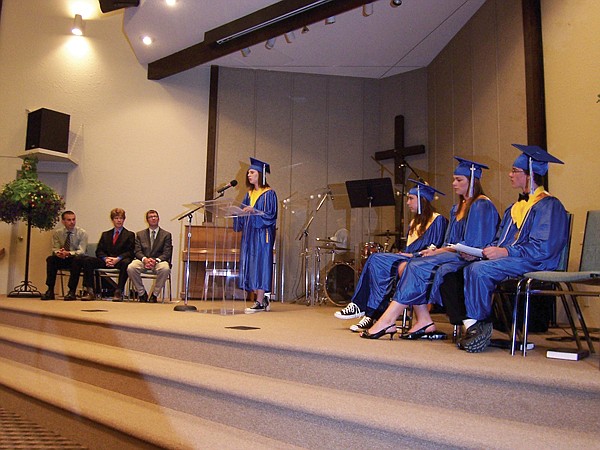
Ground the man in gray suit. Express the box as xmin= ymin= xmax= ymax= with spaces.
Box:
xmin=127 ymin=210 xmax=173 ymax=303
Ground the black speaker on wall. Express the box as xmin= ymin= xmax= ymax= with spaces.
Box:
xmin=25 ymin=108 xmax=70 ymax=154
xmin=99 ymin=0 xmax=140 ymax=13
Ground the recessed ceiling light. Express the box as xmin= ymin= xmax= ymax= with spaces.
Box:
xmin=142 ymin=35 xmax=153 ymax=45
xmin=165 ymin=0 xmax=177 ymax=6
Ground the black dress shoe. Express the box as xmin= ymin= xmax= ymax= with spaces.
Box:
xmin=112 ymin=289 xmax=123 ymax=302
xmin=149 ymin=294 xmax=158 ymax=303
xmin=138 ymin=292 xmax=149 ymax=303
xmin=41 ymin=290 xmax=55 ymax=300
xmin=359 ymin=324 xmax=397 ymax=340
xmin=64 ymin=290 xmax=77 ymax=301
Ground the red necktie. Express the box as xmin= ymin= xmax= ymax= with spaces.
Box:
xmin=113 ymin=230 xmax=120 ymax=245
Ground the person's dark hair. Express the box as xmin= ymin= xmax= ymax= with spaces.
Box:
xmin=146 ymin=209 xmax=159 ymax=220
xmin=409 ymin=199 xmax=436 ymax=238
xmin=522 ymin=170 xmax=544 ymax=189
xmin=457 ymin=178 xmax=485 ymax=221
xmin=245 ymin=170 xmax=270 ymax=190
xmin=61 ymin=210 xmax=75 ymax=220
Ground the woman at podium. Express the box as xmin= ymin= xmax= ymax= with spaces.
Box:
xmin=233 ymin=157 xmax=278 ymax=314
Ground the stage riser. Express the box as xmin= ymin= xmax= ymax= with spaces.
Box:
xmin=0 ymin=318 xmax=599 ymax=444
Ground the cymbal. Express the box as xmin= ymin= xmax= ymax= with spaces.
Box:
xmin=315 ymin=237 xmax=341 ymax=244
xmin=373 ymin=231 xmax=401 ymax=237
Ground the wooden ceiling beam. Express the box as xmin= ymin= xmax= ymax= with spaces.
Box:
xmin=148 ymin=0 xmax=370 ymax=80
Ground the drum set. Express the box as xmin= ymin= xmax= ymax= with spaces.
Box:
xmin=304 ymin=230 xmax=400 ymax=307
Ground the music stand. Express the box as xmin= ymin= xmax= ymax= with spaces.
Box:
xmin=345 ymin=178 xmax=396 ymax=242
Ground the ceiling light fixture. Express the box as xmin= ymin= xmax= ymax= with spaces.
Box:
xmin=363 ymin=4 xmax=373 ymax=16
xmin=211 ymin=0 xmax=333 ymax=45
xmin=241 ymin=47 xmax=251 ymax=57
xmin=71 ymin=14 xmax=84 ymax=36
xmin=265 ymin=37 xmax=276 ymax=49
xmin=142 ymin=35 xmax=153 ymax=45
xmin=284 ymin=31 xmax=296 ymax=43
xmin=325 ymin=16 xmax=336 ymax=24
xmin=391 ymin=0 xmax=402 ymax=6
xmin=165 ymin=0 xmax=177 ymax=6
xmin=301 ymin=25 xmax=310 ymax=34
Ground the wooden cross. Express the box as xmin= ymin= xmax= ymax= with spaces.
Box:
xmin=374 ymin=115 xmax=425 ymax=185
xmin=373 ymin=115 xmax=425 ymax=248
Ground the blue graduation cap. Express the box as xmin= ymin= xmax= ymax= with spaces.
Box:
xmin=454 ymin=156 xmax=489 ymax=198
xmin=408 ymin=179 xmax=445 ymax=214
xmin=511 ymin=144 xmax=564 ymax=195
xmin=249 ymin=157 xmax=271 ymax=185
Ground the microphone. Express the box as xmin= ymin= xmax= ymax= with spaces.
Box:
xmin=217 ymin=179 xmax=238 ymax=194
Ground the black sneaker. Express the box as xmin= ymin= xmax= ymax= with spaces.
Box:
xmin=245 ymin=301 xmax=266 ymax=314
xmin=41 ymin=290 xmax=55 ymax=300
xmin=350 ymin=316 xmax=373 ymax=332
xmin=461 ymin=321 xmax=493 ymax=353
xmin=263 ymin=295 xmax=271 ymax=311
xmin=334 ymin=302 xmax=364 ymax=320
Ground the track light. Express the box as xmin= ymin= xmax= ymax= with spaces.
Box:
xmin=325 ymin=16 xmax=336 ymax=25
xmin=363 ymin=4 xmax=373 ymax=16
xmin=301 ymin=25 xmax=309 ymax=34
xmin=241 ymin=47 xmax=251 ymax=57
xmin=265 ymin=37 xmax=276 ymax=49
xmin=284 ymin=31 xmax=296 ymax=43
xmin=71 ymin=14 xmax=84 ymax=36
xmin=391 ymin=0 xmax=402 ymax=6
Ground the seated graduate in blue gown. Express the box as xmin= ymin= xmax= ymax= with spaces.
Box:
xmin=233 ymin=157 xmax=278 ymax=314
xmin=440 ymin=144 xmax=569 ymax=352
xmin=360 ymin=156 xmax=500 ymax=340
xmin=333 ymin=180 xmax=448 ymax=333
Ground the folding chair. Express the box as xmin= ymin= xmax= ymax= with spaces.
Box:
xmin=512 ymin=210 xmax=600 ymax=356
xmin=57 ymin=243 xmax=96 ymax=296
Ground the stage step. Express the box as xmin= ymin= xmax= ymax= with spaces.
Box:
xmin=0 ymin=303 xmax=599 ymax=450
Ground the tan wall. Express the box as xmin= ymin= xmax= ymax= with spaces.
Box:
xmin=215 ymin=67 xmax=428 ymax=300
xmin=0 ymin=0 xmax=210 ymax=295
xmin=542 ymin=0 xmax=600 ymax=326
xmin=427 ymin=0 xmax=527 ymax=217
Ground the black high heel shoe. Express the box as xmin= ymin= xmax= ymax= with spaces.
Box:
xmin=400 ymin=322 xmax=434 ymax=340
xmin=360 ymin=324 xmax=397 ymax=340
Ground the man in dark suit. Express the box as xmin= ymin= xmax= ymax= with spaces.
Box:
xmin=70 ymin=208 xmax=135 ymax=301
xmin=127 ymin=210 xmax=173 ymax=303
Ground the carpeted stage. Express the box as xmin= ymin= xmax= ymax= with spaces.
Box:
xmin=0 ymin=295 xmax=598 ymax=449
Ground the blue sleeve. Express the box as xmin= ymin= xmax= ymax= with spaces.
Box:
xmin=233 ymin=193 xmax=250 ymax=232
xmin=506 ymin=197 xmax=568 ymax=261
xmin=459 ymin=198 xmax=499 ymax=248
xmin=405 ymin=214 xmax=448 ymax=253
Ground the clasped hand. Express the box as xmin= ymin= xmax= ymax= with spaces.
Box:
xmin=105 ymin=256 xmax=119 ymax=267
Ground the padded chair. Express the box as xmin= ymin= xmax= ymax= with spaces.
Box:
xmin=57 ymin=243 xmax=97 ymax=296
xmin=511 ymin=210 xmax=600 ymax=356
xmin=491 ymin=213 xmax=573 ymax=348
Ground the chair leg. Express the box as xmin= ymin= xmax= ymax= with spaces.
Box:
xmin=565 ymin=283 xmax=596 ymax=354
xmin=511 ymin=278 xmax=526 ymax=356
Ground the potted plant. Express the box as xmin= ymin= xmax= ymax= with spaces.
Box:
xmin=0 ymin=156 xmax=65 ymax=297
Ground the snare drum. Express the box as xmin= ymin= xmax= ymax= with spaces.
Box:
xmin=360 ymin=242 xmax=383 ymax=270
xmin=322 ymin=262 xmax=356 ymax=306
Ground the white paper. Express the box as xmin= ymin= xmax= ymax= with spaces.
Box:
xmin=449 ymin=243 xmax=484 ymax=258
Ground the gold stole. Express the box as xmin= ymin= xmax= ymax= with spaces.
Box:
xmin=406 ymin=213 xmax=440 ymax=247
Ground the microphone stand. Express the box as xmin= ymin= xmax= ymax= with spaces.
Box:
xmin=174 ymin=206 xmax=203 ymax=312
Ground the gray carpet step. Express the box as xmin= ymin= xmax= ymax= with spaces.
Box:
xmin=0 ymin=324 xmax=598 ymax=449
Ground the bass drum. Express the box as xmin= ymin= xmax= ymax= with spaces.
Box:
xmin=323 ymin=262 xmax=356 ymax=306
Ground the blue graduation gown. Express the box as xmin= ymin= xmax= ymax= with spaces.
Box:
xmin=349 ymin=214 xmax=448 ymax=315
xmin=392 ymin=197 xmax=500 ymax=306
xmin=463 ymin=195 xmax=568 ymax=320
xmin=233 ymin=189 xmax=278 ymax=293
